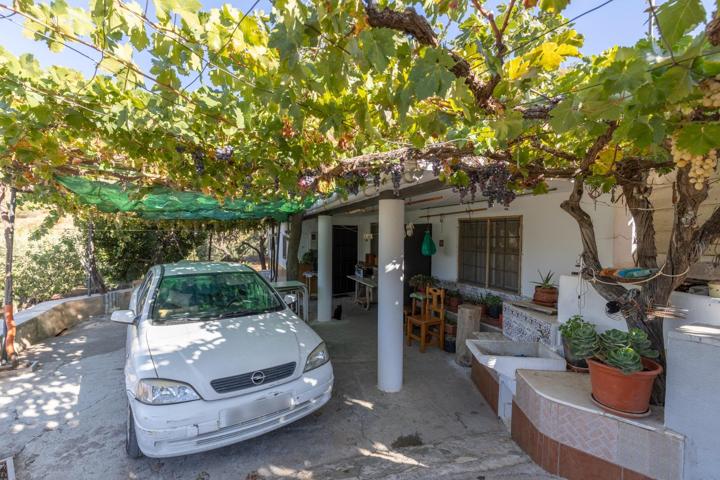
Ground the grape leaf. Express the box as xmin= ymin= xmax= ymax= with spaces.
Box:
xmin=655 ymin=0 xmax=706 ymax=48
xmin=675 ymin=123 xmax=720 ymax=155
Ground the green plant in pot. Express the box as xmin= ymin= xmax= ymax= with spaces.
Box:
xmin=446 ymin=289 xmax=462 ymax=312
xmin=485 ymin=294 xmax=503 ymax=319
xmin=558 ymin=315 xmax=589 ymax=370
xmin=532 ymin=270 xmax=558 ymax=307
xmin=300 ymin=250 xmax=318 ymax=270
xmin=409 ymin=274 xmax=434 ymax=293
xmin=567 ymin=324 xmax=662 ymax=416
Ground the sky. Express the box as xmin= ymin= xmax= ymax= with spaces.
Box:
xmin=0 ymin=0 xmax=716 ymax=81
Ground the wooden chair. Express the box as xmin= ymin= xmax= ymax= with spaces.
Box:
xmin=406 ymin=286 xmax=445 ymax=352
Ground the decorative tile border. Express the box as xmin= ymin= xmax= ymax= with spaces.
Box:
xmin=502 ymin=303 xmax=558 ymax=347
xmin=513 ymin=375 xmax=683 ymax=480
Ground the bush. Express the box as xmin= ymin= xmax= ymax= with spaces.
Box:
xmin=13 ymin=234 xmax=86 ymax=307
xmin=87 ymin=217 xmax=208 ymax=285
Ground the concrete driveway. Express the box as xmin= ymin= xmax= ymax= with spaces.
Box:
xmin=0 ymin=299 xmax=556 ymax=479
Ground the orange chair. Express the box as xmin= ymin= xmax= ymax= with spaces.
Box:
xmin=406 ymin=286 xmax=445 ymax=352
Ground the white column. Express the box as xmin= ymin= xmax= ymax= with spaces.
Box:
xmin=377 ymin=198 xmax=405 ymax=392
xmin=317 ymin=215 xmax=333 ymax=322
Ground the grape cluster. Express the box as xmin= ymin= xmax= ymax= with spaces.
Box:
xmin=191 ymin=149 xmax=205 ymax=175
xmin=298 ymin=172 xmax=317 ymax=192
xmin=429 ymin=157 xmax=442 ymax=176
xmin=215 ymin=146 xmax=234 ymax=162
xmin=700 ymin=76 xmax=720 ymax=109
xmin=471 ymin=163 xmax=516 ymax=207
xmin=670 ymin=137 xmax=718 ymax=191
xmin=340 ymin=171 xmax=363 ymax=195
xmin=385 ymin=163 xmax=405 ymax=196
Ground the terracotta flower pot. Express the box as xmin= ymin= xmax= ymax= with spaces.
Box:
xmin=587 ymin=357 xmax=663 ymax=415
xmin=533 ymin=286 xmax=558 ymax=307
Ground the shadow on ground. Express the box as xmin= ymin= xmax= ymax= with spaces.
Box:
xmin=0 ymin=298 xmax=557 ymax=479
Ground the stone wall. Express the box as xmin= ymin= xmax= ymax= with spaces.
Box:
xmin=9 ymin=289 xmax=132 ymax=352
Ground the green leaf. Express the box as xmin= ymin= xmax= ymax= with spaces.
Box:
xmin=656 ymin=66 xmax=694 ymax=102
xmin=408 ymin=48 xmax=456 ymax=101
xmin=549 ymin=98 xmax=582 ymax=133
xmin=359 ymin=29 xmax=396 ymax=73
xmin=675 ymin=123 xmax=720 ymax=155
xmin=655 ymin=0 xmax=706 ymax=48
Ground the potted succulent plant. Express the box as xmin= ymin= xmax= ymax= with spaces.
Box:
xmin=485 ymin=294 xmax=503 ymax=319
xmin=558 ymin=315 xmax=589 ymax=371
xmin=568 ymin=324 xmax=662 ymax=416
xmin=532 ymin=270 xmax=559 ymax=307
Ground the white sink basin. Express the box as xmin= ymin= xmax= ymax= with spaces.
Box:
xmin=467 ymin=339 xmax=566 ymax=427
xmin=466 ymin=339 xmax=566 ymax=380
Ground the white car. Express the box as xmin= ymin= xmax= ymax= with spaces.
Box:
xmin=111 ymin=262 xmax=333 ymax=458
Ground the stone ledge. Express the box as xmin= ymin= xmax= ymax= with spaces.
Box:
xmin=6 ymin=289 xmax=132 ymax=352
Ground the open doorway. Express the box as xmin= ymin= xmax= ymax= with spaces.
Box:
xmin=332 ymin=225 xmax=358 ymax=295
xmin=404 ymin=223 xmax=432 ymax=303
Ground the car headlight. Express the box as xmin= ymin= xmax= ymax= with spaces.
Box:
xmin=304 ymin=342 xmax=330 ymax=372
xmin=135 ymin=379 xmax=201 ymax=405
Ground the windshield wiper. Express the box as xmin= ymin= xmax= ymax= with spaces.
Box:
xmin=217 ymin=307 xmax=280 ymax=319
xmin=217 ymin=310 xmax=252 ymax=319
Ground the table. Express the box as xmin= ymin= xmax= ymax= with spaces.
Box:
xmin=302 ymin=270 xmax=317 ymax=297
xmin=347 ymin=275 xmax=377 ymax=310
xmin=271 ymin=280 xmax=310 ymax=322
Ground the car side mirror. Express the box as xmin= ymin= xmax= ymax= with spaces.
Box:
xmin=283 ymin=294 xmax=297 ymax=306
xmin=111 ymin=309 xmax=136 ymax=324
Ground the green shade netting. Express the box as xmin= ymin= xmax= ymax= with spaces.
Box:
xmin=56 ymin=176 xmax=316 ymax=221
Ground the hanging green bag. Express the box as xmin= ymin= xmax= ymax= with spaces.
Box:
xmin=421 ymin=230 xmax=437 ymax=256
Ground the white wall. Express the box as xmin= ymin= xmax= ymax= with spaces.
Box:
xmin=557 ymin=274 xmax=720 ymax=340
xmin=405 ymin=185 xmax=622 ymax=298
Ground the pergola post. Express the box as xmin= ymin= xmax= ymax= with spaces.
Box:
xmin=377 ymin=196 xmax=404 ymax=392
xmin=317 ymin=215 xmax=333 ymax=322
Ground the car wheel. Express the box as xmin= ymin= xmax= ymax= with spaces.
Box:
xmin=126 ymin=405 xmax=143 ymax=459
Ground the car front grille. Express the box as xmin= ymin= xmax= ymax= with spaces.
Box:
xmin=210 ymin=362 xmax=297 ymax=393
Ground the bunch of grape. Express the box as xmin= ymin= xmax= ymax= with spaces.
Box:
xmin=191 ymin=149 xmax=205 ymax=175
xmin=700 ymin=76 xmax=720 ymax=109
xmin=385 ymin=163 xmax=405 ymax=196
xmin=670 ymin=137 xmax=717 ymax=191
xmin=429 ymin=157 xmax=442 ymax=176
xmin=298 ymin=170 xmax=317 ymax=192
xmin=341 ymin=171 xmax=363 ymax=195
xmin=215 ymin=146 xmax=234 ymax=162
xmin=477 ymin=162 xmax=515 ymax=207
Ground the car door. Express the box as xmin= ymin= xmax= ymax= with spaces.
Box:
xmin=126 ymin=270 xmax=155 ymax=358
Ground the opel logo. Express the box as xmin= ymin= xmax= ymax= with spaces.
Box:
xmin=251 ymin=371 xmax=265 ymax=385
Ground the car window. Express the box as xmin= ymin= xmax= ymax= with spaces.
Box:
xmin=151 ymin=272 xmax=284 ymax=323
xmin=135 ymin=271 xmax=155 ymax=315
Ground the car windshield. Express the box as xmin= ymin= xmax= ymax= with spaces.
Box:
xmin=152 ymin=272 xmax=284 ymax=323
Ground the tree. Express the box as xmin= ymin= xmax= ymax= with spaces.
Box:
xmin=1 ymin=0 xmax=719 ymax=403
xmin=85 ymin=216 xmax=208 ymax=284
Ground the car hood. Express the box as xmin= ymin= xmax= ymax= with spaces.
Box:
xmin=144 ymin=309 xmax=317 ymax=400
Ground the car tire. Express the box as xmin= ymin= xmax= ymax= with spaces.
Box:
xmin=126 ymin=405 xmax=143 ymax=459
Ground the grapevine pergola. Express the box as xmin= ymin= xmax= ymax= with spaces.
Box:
xmin=1 ymin=0 xmax=720 ymax=401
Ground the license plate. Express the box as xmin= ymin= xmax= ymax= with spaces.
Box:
xmin=220 ymin=393 xmax=293 ymax=427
